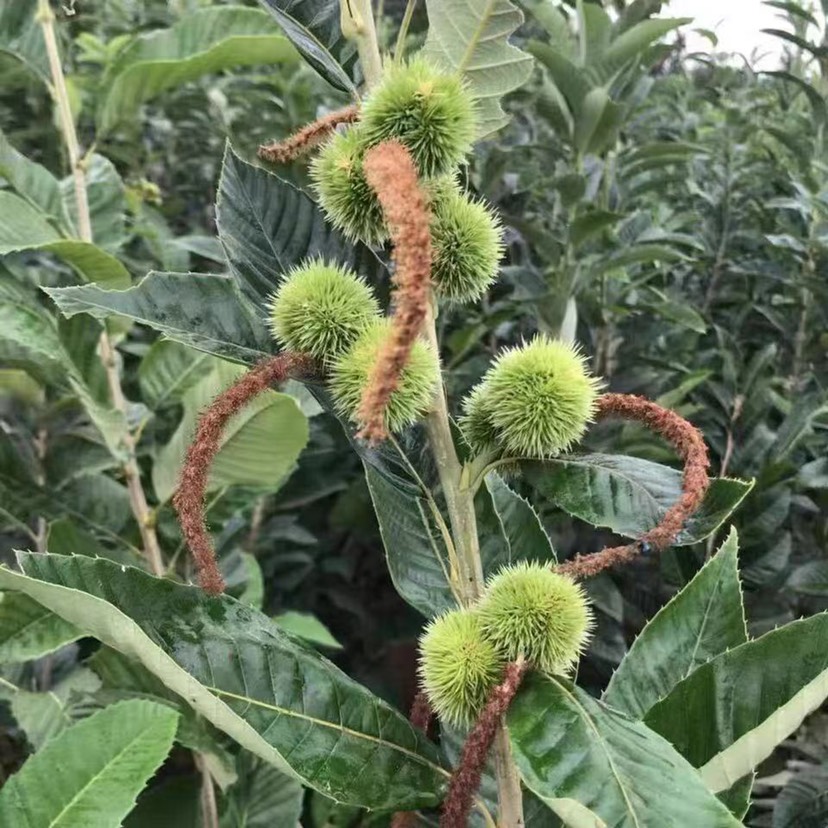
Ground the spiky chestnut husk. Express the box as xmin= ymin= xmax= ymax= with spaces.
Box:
xmin=430 ymin=185 xmax=504 ymax=303
xmin=460 ymin=384 xmax=499 ymax=454
xmin=310 ymin=127 xmax=387 ymax=246
xmin=268 ymin=260 xmax=380 ymax=364
xmin=478 ymin=562 xmax=593 ymax=674
xmin=472 ymin=336 xmax=602 ymax=458
xmin=418 ymin=609 xmax=505 ymax=727
xmin=330 ymin=319 xmax=439 ymax=434
xmin=361 ymin=57 xmax=477 ymax=177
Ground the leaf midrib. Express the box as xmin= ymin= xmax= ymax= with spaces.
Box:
xmin=553 ymin=679 xmax=642 ymax=827
xmin=47 ymin=722 xmax=160 ymax=827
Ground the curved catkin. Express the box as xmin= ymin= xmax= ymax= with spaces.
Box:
xmin=173 ymin=353 xmax=316 ymax=594
xmin=439 ymin=660 xmax=529 ymax=828
xmin=556 ymin=393 xmax=711 ymax=579
xmin=357 ymin=140 xmax=434 ymax=443
xmin=258 ymin=105 xmax=360 ymax=165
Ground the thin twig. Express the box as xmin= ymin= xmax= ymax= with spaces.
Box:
xmin=394 ymin=0 xmax=418 ymax=61
xmin=37 ymin=0 xmax=164 ymax=577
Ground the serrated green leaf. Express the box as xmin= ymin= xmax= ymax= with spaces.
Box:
xmin=97 ymin=8 xmax=299 ymax=133
xmin=509 ymin=674 xmax=742 ymax=827
xmin=604 ymin=528 xmax=747 ymax=718
xmin=0 ymin=698 xmax=178 ymax=827
xmin=44 ymin=272 xmax=273 ymax=366
xmin=364 ymin=459 xmax=456 ymax=618
xmin=0 ymin=554 xmax=448 ymax=810
xmin=645 ymin=612 xmax=828 ymax=794
xmin=0 ymin=591 xmax=82 ymax=663
xmin=215 ymin=145 xmax=386 ymax=308
xmin=525 ymin=454 xmax=753 ymax=545
xmin=423 ymin=0 xmax=534 ymax=138
xmin=0 ymin=192 xmax=129 ymax=288
xmin=152 ymin=358 xmax=309 ymax=503
xmin=479 ymin=472 xmax=556 ymax=574
xmin=258 ymin=0 xmax=358 ymax=93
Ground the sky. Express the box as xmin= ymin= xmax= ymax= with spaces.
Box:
xmin=663 ymin=0 xmax=820 ymax=68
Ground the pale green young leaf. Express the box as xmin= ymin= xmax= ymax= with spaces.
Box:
xmin=0 ymin=698 xmax=178 ymax=827
xmin=0 ymin=192 xmax=129 ymax=288
xmin=151 ymin=358 xmax=309 ymax=503
xmin=423 ymin=0 xmax=534 ymax=138
xmin=275 ymin=611 xmax=342 ymax=650
xmin=97 ymin=8 xmax=300 ymax=133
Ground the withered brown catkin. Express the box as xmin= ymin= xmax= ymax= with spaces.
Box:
xmin=440 ymin=660 xmax=529 ymax=828
xmin=173 ymin=353 xmax=316 ymax=594
xmin=390 ymin=693 xmax=435 ymax=828
xmin=557 ymin=393 xmax=711 ymax=580
xmin=258 ymin=105 xmax=360 ymax=165
xmin=357 ymin=140 xmax=433 ymax=443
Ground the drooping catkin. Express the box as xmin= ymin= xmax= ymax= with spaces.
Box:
xmin=173 ymin=353 xmax=316 ymax=593
xmin=439 ymin=660 xmax=529 ymax=828
xmin=357 ymin=140 xmax=434 ymax=443
xmin=556 ymin=393 xmax=711 ymax=580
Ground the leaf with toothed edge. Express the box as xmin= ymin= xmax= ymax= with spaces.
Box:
xmin=0 ymin=553 xmax=447 ymax=810
xmin=645 ymin=610 xmax=828 ymax=795
xmin=215 ymin=145 xmax=388 ymax=309
xmin=604 ymin=527 xmax=747 ymax=719
xmin=44 ymin=272 xmax=273 ymax=366
xmin=509 ymin=674 xmax=743 ymax=827
xmin=422 ymin=0 xmax=534 ymax=138
xmin=257 ymin=0 xmax=359 ymax=94
xmin=0 ymin=698 xmax=178 ymax=827
xmin=525 ymin=454 xmax=753 ymax=545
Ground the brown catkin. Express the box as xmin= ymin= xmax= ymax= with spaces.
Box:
xmin=258 ymin=105 xmax=360 ymax=165
xmin=556 ymin=393 xmax=711 ymax=580
xmin=440 ymin=660 xmax=529 ymax=828
xmin=173 ymin=353 xmax=316 ymax=593
xmin=390 ymin=693 xmax=435 ymax=828
xmin=357 ymin=140 xmax=433 ymax=443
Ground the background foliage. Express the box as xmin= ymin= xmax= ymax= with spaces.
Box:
xmin=0 ymin=0 xmax=826 ymax=825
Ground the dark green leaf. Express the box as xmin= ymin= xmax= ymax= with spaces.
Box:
xmin=525 ymin=454 xmax=753 ymax=545
xmin=604 ymin=528 xmax=746 ymax=717
xmin=645 ymin=612 xmax=828 ymax=793
xmin=44 ymin=272 xmax=273 ymax=366
xmin=509 ymin=674 xmax=741 ymax=827
xmin=0 ymin=554 xmax=448 ymax=810
xmin=259 ymin=0 xmax=358 ymax=94
xmin=0 ymin=591 xmax=82 ymax=663
xmin=215 ymin=145 xmax=386 ymax=308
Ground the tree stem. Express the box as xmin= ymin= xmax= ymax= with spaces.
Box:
xmin=38 ymin=0 xmax=164 ymax=578
xmin=341 ymin=0 xmax=384 ymax=89
xmin=423 ymin=302 xmax=524 ymax=827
